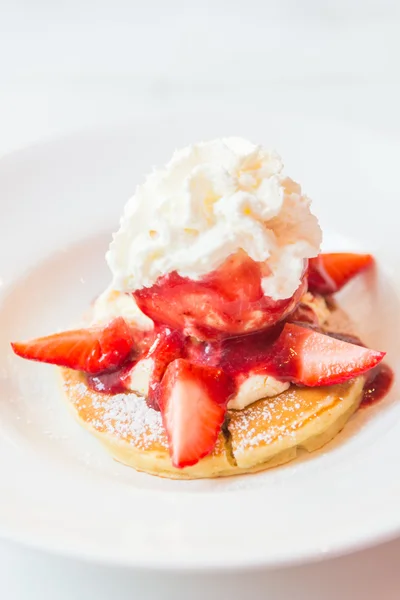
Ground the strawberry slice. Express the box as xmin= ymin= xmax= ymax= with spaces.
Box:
xmin=145 ymin=327 xmax=185 ymax=409
xmin=87 ymin=327 xmax=184 ymax=409
xmin=269 ymin=323 xmax=385 ymax=386
xmin=158 ymin=359 xmax=234 ymax=468
xmin=11 ymin=317 xmax=135 ymax=374
xmin=308 ymin=253 xmax=374 ymax=295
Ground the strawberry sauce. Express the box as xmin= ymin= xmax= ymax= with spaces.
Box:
xmin=133 ymin=253 xmax=307 ymax=341
xmin=86 ymin=326 xmax=284 ymax=406
xmin=84 ymin=252 xmax=392 ymax=412
xmin=87 ymin=314 xmax=393 ymax=410
xmin=87 ymin=320 xmax=393 ymax=414
xmin=201 ymin=327 xmax=282 ymax=378
xmin=361 ymin=363 xmax=394 ymax=407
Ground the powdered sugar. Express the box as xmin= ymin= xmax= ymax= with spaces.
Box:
xmin=63 ymin=378 xmax=168 ymax=450
xmin=228 ymin=387 xmax=328 ymax=456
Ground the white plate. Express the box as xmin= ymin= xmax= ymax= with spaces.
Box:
xmin=0 ymin=111 xmax=399 ymax=570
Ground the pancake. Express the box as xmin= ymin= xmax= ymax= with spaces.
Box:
xmin=227 ymin=378 xmax=363 ymax=472
xmin=61 ymin=370 xmax=363 ymax=480
xmin=61 ymin=368 xmax=232 ymax=479
xmin=60 ymin=302 xmax=365 ymax=479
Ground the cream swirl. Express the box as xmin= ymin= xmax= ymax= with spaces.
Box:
xmin=107 ymin=138 xmax=321 ymax=300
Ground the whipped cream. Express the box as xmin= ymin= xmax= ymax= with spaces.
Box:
xmin=227 ymin=375 xmax=289 ymax=410
xmin=107 ymin=138 xmax=322 ymax=301
xmin=91 ymin=287 xmax=153 ymax=330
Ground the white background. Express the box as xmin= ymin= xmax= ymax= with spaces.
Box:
xmin=1 ymin=1 xmax=400 ymax=598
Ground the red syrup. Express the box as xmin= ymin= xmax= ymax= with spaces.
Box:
xmin=86 ymin=302 xmax=393 ymax=411
xmin=87 ymin=361 xmax=137 ymax=394
xmin=133 ymin=252 xmax=307 ymax=341
xmin=189 ymin=326 xmax=283 ymax=379
xmin=86 ymin=325 xmax=284 ymax=407
xmin=361 ymin=363 xmax=394 ymax=407
xmin=86 ymin=326 xmax=394 ymax=410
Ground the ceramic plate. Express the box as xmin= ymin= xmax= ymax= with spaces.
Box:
xmin=1 ymin=111 xmax=399 ymax=569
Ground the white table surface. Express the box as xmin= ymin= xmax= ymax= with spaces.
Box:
xmin=1 ymin=2 xmax=400 ymax=598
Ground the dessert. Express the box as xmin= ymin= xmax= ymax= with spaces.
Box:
xmin=11 ymin=138 xmax=393 ymax=479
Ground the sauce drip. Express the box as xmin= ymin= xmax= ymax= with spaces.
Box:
xmin=87 ymin=321 xmax=393 ymax=411
xmin=361 ymin=363 xmax=394 ymax=407
xmin=133 ymin=253 xmax=307 ymax=341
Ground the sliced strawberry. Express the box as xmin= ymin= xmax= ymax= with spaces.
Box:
xmin=158 ymin=359 xmax=234 ymax=468
xmin=11 ymin=317 xmax=135 ymax=374
xmin=308 ymin=253 xmax=374 ymax=295
xmin=86 ymin=327 xmax=184 ymax=409
xmin=146 ymin=328 xmax=185 ymax=409
xmin=269 ymin=323 xmax=385 ymax=386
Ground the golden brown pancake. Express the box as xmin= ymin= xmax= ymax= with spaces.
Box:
xmin=61 ymin=373 xmax=363 ymax=480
